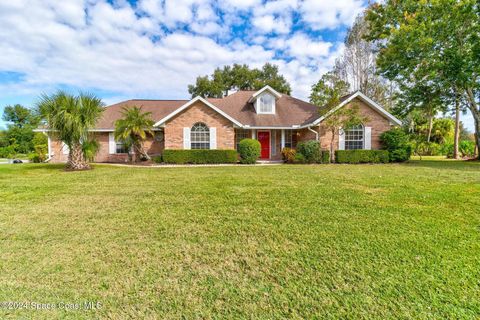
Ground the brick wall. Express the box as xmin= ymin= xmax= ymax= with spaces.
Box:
xmin=164 ymin=101 xmax=235 ymax=149
xmin=318 ymin=98 xmax=393 ymax=151
xmin=49 ymin=132 xmax=164 ymax=163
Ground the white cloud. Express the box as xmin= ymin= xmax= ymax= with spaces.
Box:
xmin=252 ymin=15 xmax=291 ymax=34
xmin=300 ymin=0 xmax=365 ymax=30
xmin=0 ymin=0 xmax=360 ymax=108
xmin=285 ymin=33 xmax=333 ymax=60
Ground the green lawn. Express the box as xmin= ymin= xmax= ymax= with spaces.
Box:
xmin=0 ymin=160 xmax=479 ymax=319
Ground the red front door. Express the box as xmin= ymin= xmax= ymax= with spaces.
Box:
xmin=257 ymin=131 xmax=270 ymax=159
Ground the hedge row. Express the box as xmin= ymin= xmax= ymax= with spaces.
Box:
xmin=335 ymin=150 xmax=390 ymax=164
xmin=161 ymin=149 xmax=238 ymax=164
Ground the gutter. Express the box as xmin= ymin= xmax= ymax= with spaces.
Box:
xmin=307 ymin=126 xmax=319 ymax=141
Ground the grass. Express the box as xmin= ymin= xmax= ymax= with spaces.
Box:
xmin=0 ymin=160 xmax=479 ymax=319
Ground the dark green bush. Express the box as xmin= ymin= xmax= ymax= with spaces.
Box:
xmin=162 ymin=149 xmax=238 ymax=164
xmin=335 ymin=150 xmax=390 ymax=164
xmin=296 ymin=140 xmax=330 ymax=163
xmin=380 ymin=128 xmax=411 ymax=162
xmin=238 ymin=139 xmax=261 ymax=164
xmin=293 ymin=152 xmax=305 ymax=164
xmin=152 ymin=155 xmax=162 ymax=163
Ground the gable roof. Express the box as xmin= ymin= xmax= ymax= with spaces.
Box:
xmin=154 ymin=96 xmax=243 ymax=127
xmin=312 ymin=91 xmax=402 ymax=126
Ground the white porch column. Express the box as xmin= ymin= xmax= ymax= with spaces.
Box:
xmin=46 ymin=133 xmax=52 ymax=158
xmin=252 ymin=129 xmax=256 ymax=139
xmin=281 ymin=129 xmax=285 ymax=149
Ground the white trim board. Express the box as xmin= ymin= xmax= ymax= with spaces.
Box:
xmin=248 ymin=85 xmax=282 ymax=102
xmin=154 ymin=96 xmax=243 ymax=127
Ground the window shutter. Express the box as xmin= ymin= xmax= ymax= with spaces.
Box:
xmin=209 ymin=127 xmax=217 ymax=149
xmin=183 ymin=127 xmax=191 ymax=149
xmin=364 ymin=127 xmax=372 ymax=150
xmin=338 ymin=129 xmax=345 ymax=150
xmin=109 ymin=133 xmax=116 ymax=154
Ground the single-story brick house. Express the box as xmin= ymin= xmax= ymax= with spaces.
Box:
xmin=41 ymin=86 xmax=401 ymax=163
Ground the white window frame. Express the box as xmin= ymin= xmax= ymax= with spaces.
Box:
xmin=115 ymin=140 xmax=129 ymax=154
xmin=284 ymin=130 xmax=294 ymax=148
xmin=344 ymin=124 xmax=364 ymax=150
xmin=190 ymin=122 xmax=210 ymax=150
xmin=235 ymin=129 xmax=250 ymax=151
xmin=255 ymin=93 xmax=275 ymax=114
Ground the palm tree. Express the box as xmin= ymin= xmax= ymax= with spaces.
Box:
xmin=37 ymin=91 xmax=104 ymax=170
xmin=114 ymin=106 xmax=155 ymax=163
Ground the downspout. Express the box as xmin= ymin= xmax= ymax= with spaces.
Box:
xmin=307 ymin=126 xmax=319 ymax=141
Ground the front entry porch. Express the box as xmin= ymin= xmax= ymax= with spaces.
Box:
xmin=234 ymin=128 xmax=300 ymax=161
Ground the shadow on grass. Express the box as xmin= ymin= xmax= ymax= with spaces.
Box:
xmin=403 ymin=159 xmax=480 ymax=172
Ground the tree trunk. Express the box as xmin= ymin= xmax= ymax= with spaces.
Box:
xmin=330 ymin=128 xmax=336 ymax=163
xmin=473 ymin=117 xmax=480 ymax=160
xmin=465 ymin=88 xmax=480 ymax=160
xmin=427 ymin=114 xmax=434 ymax=143
xmin=66 ymin=142 xmax=89 ymax=170
xmin=453 ymin=96 xmax=460 ymax=159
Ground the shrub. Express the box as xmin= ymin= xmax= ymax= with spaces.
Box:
xmin=444 ymin=141 xmax=476 ymax=158
xmin=335 ymin=150 xmax=390 ymax=164
xmin=380 ymin=128 xmax=411 ymax=162
xmin=162 ymin=149 xmax=238 ymax=164
xmin=293 ymin=152 xmax=306 ymax=164
xmin=238 ymin=139 xmax=261 ymax=164
xmin=281 ymin=147 xmax=296 ymax=163
xmin=460 ymin=140 xmax=476 ymax=157
xmin=28 ymin=153 xmax=41 ymax=163
xmin=27 ymin=144 xmax=48 ymax=163
xmin=296 ymin=140 xmax=330 ymax=163
xmin=152 ymin=155 xmax=162 ymax=163
xmin=0 ymin=145 xmax=16 ymax=158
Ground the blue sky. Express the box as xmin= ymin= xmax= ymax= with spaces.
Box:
xmin=0 ymin=0 xmax=475 ymax=131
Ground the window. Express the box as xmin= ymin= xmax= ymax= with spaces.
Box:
xmin=344 ymin=124 xmax=364 ymax=150
xmin=271 ymin=131 xmax=276 ymax=155
xmin=235 ymin=129 xmax=250 ymax=150
xmin=116 ymin=140 xmax=129 ymax=154
xmin=257 ymin=93 xmax=275 ymax=113
xmin=284 ymin=130 xmax=297 ymax=148
xmin=154 ymin=131 xmax=164 ymax=142
xmin=191 ymin=122 xmax=210 ymax=149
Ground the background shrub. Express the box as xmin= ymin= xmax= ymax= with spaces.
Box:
xmin=380 ymin=128 xmax=411 ymax=162
xmin=335 ymin=150 xmax=390 ymax=164
xmin=281 ymin=147 xmax=296 ymax=163
xmin=459 ymin=141 xmax=476 ymax=157
xmin=162 ymin=149 xmax=238 ymax=164
xmin=296 ymin=140 xmax=330 ymax=163
xmin=293 ymin=152 xmax=305 ymax=164
xmin=238 ymin=139 xmax=260 ymax=164
xmin=152 ymin=155 xmax=162 ymax=163
xmin=0 ymin=145 xmax=16 ymax=158
xmin=27 ymin=144 xmax=48 ymax=163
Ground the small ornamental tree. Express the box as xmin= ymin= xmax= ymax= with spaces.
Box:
xmin=310 ymin=72 xmax=368 ymax=162
xmin=114 ymin=106 xmax=155 ymax=163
